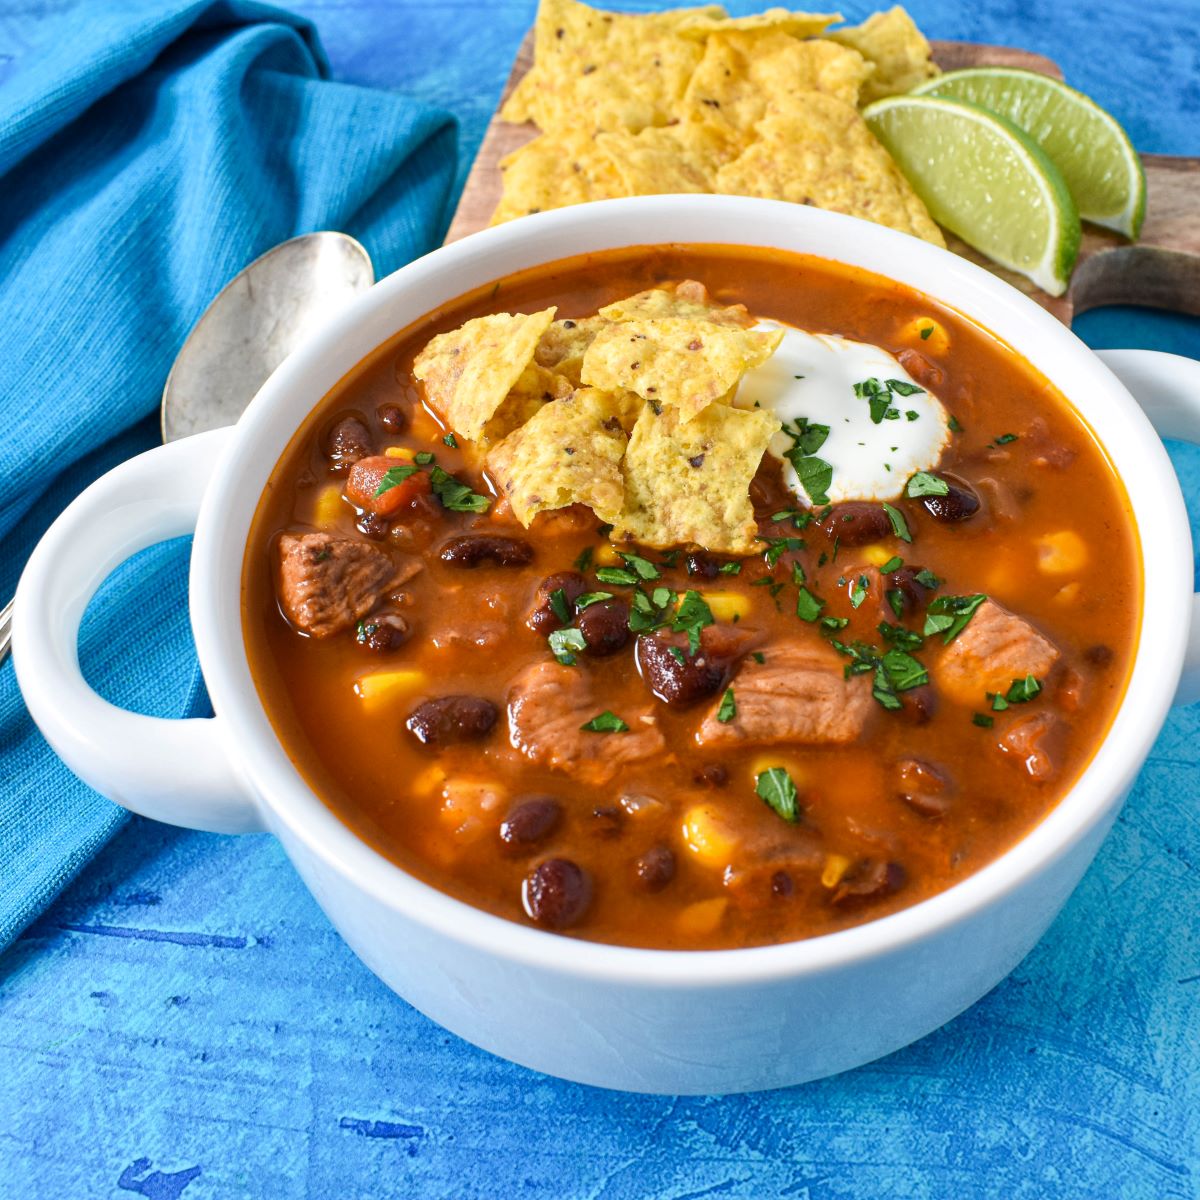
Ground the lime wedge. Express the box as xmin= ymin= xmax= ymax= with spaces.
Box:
xmin=910 ymin=68 xmax=1145 ymax=239
xmin=864 ymin=95 xmax=1081 ymax=296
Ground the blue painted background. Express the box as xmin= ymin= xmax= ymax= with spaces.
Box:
xmin=2 ymin=1 xmax=1199 ymax=1196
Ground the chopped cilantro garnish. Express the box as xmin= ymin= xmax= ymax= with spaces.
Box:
xmin=948 ymin=414 xmax=963 ymax=433
xmin=752 ymin=651 xmax=766 ymax=664
xmin=672 ymin=590 xmax=714 ymax=654
xmin=905 ymin=471 xmax=949 ymax=499
xmin=660 ymin=550 xmax=680 ymax=568
xmin=414 ymin=451 xmax=435 ymax=466
xmin=882 ymin=502 xmax=912 ymax=543
xmin=881 ymin=647 xmax=928 ymax=691
xmin=719 ymin=561 xmax=742 ymax=575
xmin=973 ymin=713 xmax=994 ymax=728
xmin=886 ymin=378 xmax=925 ymax=396
xmin=596 ymin=566 xmax=640 ymax=586
xmin=788 ymin=451 xmax=833 ymax=506
xmin=850 ymin=575 xmax=870 ymax=609
xmin=795 ymin=586 xmax=824 ymax=622
xmin=771 ymin=508 xmax=812 ymax=529
xmin=548 ymin=627 xmax=587 ymax=665
xmin=991 ymin=692 xmax=1009 ymax=712
xmin=548 ymin=588 xmax=572 ymax=624
xmin=651 ymin=585 xmax=673 ymax=608
xmin=791 ymin=561 xmax=806 ymax=586
xmin=991 ymin=432 xmax=1019 ymax=447
xmin=915 ymin=568 xmax=941 ymax=589
xmin=761 ymin=535 xmax=806 ymax=569
xmin=881 ymin=555 xmax=903 ymax=574
xmin=923 ymin=593 xmax=987 ymax=643
xmin=820 ymin=615 xmax=849 ymax=632
xmin=373 ymin=463 xmax=419 ymax=497
xmin=1006 ymin=674 xmax=1042 ymax=704
xmin=575 ymin=591 xmax=613 ymax=609
xmin=920 ymin=324 xmax=933 ymax=340
xmin=878 ymin=621 xmax=923 ymax=651
xmin=717 ymin=688 xmax=737 ymax=724
xmin=574 ymin=546 xmax=594 ymax=573
xmin=668 ymin=645 xmax=686 ymax=663
xmin=429 ymin=465 xmax=490 ymax=513
xmin=781 ymin=417 xmax=830 ymax=457
xmin=442 ymin=433 xmax=458 ymax=448
xmin=886 ymin=589 xmax=905 ymax=618
xmin=619 ymin=551 xmax=661 ymax=581
xmin=905 ymin=410 xmax=920 ymax=422
xmin=580 ymin=711 xmax=629 ymax=733
xmin=756 ymin=767 xmax=800 ymax=823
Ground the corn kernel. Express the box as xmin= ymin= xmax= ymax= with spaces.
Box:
xmin=900 ymin=316 xmax=949 ymax=356
xmin=821 ymin=854 xmax=851 ymax=889
xmin=700 ymin=590 xmax=750 ymax=622
xmin=1037 ymin=530 xmax=1088 ymax=575
xmin=681 ymin=804 xmax=740 ymax=868
xmin=858 ymin=543 xmax=893 ymax=567
xmin=354 ymin=669 xmax=426 ymax=711
xmin=675 ymin=897 xmax=728 ymax=938
xmin=1054 ymin=581 xmax=1081 ymax=605
xmin=311 ymin=483 xmax=346 ymax=530
xmin=593 ymin=542 xmax=621 ymax=566
xmin=384 ymin=445 xmax=416 ymax=460
xmin=411 ymin=764 xmax=446 ymax=798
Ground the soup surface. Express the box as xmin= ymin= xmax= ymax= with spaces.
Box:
xmin=243 ymin=245 xmax=1139 ymax=950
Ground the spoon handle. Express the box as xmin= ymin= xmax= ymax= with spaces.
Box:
xmin=0 ymin=598 xmax=11 ymax=666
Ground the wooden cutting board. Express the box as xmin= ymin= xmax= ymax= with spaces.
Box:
xmin=445 ymin=35 xmax=1200 ymax=326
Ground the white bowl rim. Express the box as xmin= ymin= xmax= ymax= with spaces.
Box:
xmin=191 ymin=195 xmax=1190 ymax=988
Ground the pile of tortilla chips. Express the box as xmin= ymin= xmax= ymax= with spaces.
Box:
xmin=413 ymin=281 xmax=784 ymax=554
xmin=492 ymin=0 xmax=943 ymax=244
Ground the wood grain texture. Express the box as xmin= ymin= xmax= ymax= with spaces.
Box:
xmin=444 ymin=34 xmax=1200 ymax=326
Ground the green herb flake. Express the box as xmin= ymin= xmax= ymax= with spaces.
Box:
xmin=878 ymin=621 xmax=923 ymax=651
xmin=596 ymin=566 xmax=640 ymax=586
xmin=752 ymin=651 xmax=766 ymax=664
xmin=850 ymin=575 xmax=870 ymax=609
xmin=791 ymin=561 xmax=806 ymax=587
xmin=882 ymin=502 xmax=912 ymax=543
xmin=905 ymin=410 xmax=920 ymax=422
xmin=905 ymin=471 xmax=949 ymax=499
xmin=442 ymin=433 xmax=458 ymax=448
xmin=548 ymin=627 xmax=587 ymax=665
xmin=990 ymin=692 xmax=1009 ymax=712
xmin=1006 ymin=674 xmax=1043 ymax=704
xmin=881 ymin=555 xmax=903 ymax=574
xmin=948 ymin=414 xmax=963 ymax=433
xmin=429 ymin=465 xmax=490 ymax=513
xmin=914 ymin=568 xmax=941 ymax=589
xmin=781 ymin=417 xmax=830 ymax=457
xmin=581 ymin=710 xmax=629 ymax=733
xmin=886 ymin=378 xmax=925 ymax=397
xmin=973 ymin=712 xmax=995 ymax=728
xmin=795 ymin=586 xmax=824 ymax=622
xmin=756 ymin=767 xmax=800 ymax=823
xmin=820 ymin=615 xmax=849 ymax=632
xmin=719 ymin=561 xmax=742 ymax=575
xmin=920 ymin=325 xmax=933 ymax=340
xmin=672 ymin=590 xmax=714 ymax=654
xmin=886 ymin=589 xmax=905 ymax=619
xmin=414 ymin=451 xmax=435 ymax=466
xmin=575 ymin=590 xmax=613 ymax=609
xmin=994 ymin=433 xmax=1018 ymax=445
xmin=668 ymin=645 xmax=686 ymax=663
xmin=619 ymin=552 xmax=661 ymax=581
xmin=373 ymin=463 xmax=418 ymax=498
xmin=923 ymin=593 xmax=987 ymax=643
xmin=717 ymin=688 xmax=737 ymax=724
xmin=548 ymin=588 xmax=572 ymax=625
xmin=788 ymin=452 xmax=833 ymax=505
xmin=573 ymin=546 xmax=594 ymax=573
xmin=761 ymin=535 xmax=806 ymax=569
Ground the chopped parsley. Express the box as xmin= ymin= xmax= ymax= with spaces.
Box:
xmin=442 ymin=432 xmax=458 ymax=448
xmin=668 ymin=646 xmax=686 ymax=663
xmin=548 ymin=627 xmax=587 ymax=665
xmin=791 ymin=561 xmax=806 ymax=587
xmin=756 ymin=767 xmax=800 ymax=823
xmin=820 ymin=615 xmax=849 ymax=632
xmin=373 ymin=463 xmax=419 ymax=497
xmin=596 ymin=566 xmax=640 ymax=586
xmin=795 ymin=586 xmax=824 ymax=622
xmin=1006 ymin=674 xmax=1042 ymax=703
xmin=878 ymin=621 xmax=923 ymax=651
xmin=575 ymin=590 xmax=613 ymax=609
xmin=429 ymin=465 xmax=490 ymax=513
xmin=414 ymin=451 xmax=435 ymax=466
xmin=573 ymin=546 xmax=594 ymax=573
xmin=850 ymin=575 xmax=870 ymax=609
xmin=580 ymin=711 xmax=629 ymax=733
xmin=973 ymin=713 xmax=995 ymax=728
xmin=719 ymin=561 xmax=742 ymax=575
xmin=789 ymin=452 xmax=833 ymax=506
xmin=771 ymin=508 xmax=813 ymax=529
xmin=717 ymin=688 xmax=737 ymax=724
xmin=780 ymin=416 xmax=830 ymax=457
xmin=920 ymin=324 xmax=933 ymax=340
xmin=886 ymin=378 xmax=925 ymax=396
xmin=854 ymin=377 xmax=925 ymax=424
xmin=761 ymin=535 xmax=806 ymax=569
xmin=672 ymin=590 xmax=714 ymax=654
xmin=923 ymin=593 xmax=987 ymax=643
xmin=881 ymin=555 xmax=903 ymax=574
xmin=882 ymin=501 xmax=912 ymax=543
xmin=886 ymin=589 xmax=905 ymax=618
xmin=752 ymin=651 xmax=766 ymax=664
xmin=915 ymin=568 xmax=941 ymax=589
xmin=905 ymin=410 xmax=920 ymax=422
xmin=628 ymin=587 xmax=674 ymax=633
xmin=619 ymin=551 xmax=661 ymax=581
xmin=905 ymin=471 xmax=949 ymax=498
xmin=948 ymin=414 xmax=963 ymax=433
xmin=548 ymin=588 xmax=573 ymax=624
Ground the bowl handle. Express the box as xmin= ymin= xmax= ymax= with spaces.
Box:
xmin=1097 ymin=349 xmax=1200 ymax=706
xmin=12 ymin=428 xmax=264 ymax=833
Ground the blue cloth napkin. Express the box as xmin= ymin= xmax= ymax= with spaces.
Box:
xmin=0 ymin=0 xmax=456 ymax=948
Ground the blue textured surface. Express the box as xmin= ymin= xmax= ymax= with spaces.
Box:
xmin=2 ymin=0 xmax=1200 ymax=1195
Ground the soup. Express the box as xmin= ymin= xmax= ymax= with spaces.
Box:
xmin=243 ymin=245 xmax=1139 ymax=950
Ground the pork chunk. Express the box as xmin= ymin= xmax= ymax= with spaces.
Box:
xmin=696 ymin=641 xmax=873 ymax=748
xmin=507 ymin=662 xmax=665 ymax=785
xmin=938 ymin=599 xmax=1059 ymax=705
xmin=276 ymin=532 xmax=407 ymax=638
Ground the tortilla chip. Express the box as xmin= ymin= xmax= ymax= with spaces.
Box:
xmin=825 ymin=6 xmax=938 ymax=104
xmin=713 ymin=92 xmax=945 ymax=245
xmin=487 ymin=388 xmax=629 ymax=525
xmin=492 ymin=131 xmax=624 ymax=225
xmin=599 ymin=280 xmax=753 ymax=327
xmin=593 ymin=126 xmax=713 ymax=195
xmin=614 ymin=402 xmax=779 ymax=554
xmin=513 ymin=0 xmax=725 ymax=135
xmin=413 ymin=308 xmax=558 ymax=444
xmin=682 ymin=31 xmax=871 ymax=135
xmin=534 ymin=314 xmax=609 ymax=385
xmin=581 ymin=317 xmax=782 ymax=422
xmin=675 ymin=7 xmax=842 ymax=39
xmin=500 ymin=71 xmax=540 ymax=125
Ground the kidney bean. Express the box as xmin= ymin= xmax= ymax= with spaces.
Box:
xmin=499 ymin=797 xmax=562 ymax=851
xmin=886 ymin=566 xmax=934 ymax=614
xmin=819 ymin=502 xmax=893 ymax=547
xmin=578 ymin=597 xmax=630 ymax=656
xmin=377 ymin=403 xmax=408 ymax=434
xmin=356 ymin=510 xmax=391 ymax=541
xmin=896 ymin=757 xmax=950 ymax=817
xmin=771 ymin=870 xmax=795 ymax=898
xmin=405 ymin=695 xmax=497 ymax=746
xmin=591 ymin=805 xmax=625 ymax=839
xmin=523 ymin=858 xmax=591 ymax=929
xmin=901 ymin=684 xmax=937 ymax=725
xmin=633 ymin=845 xmax=675 ymax=893
xmin=830 ymin=859 xmax=906 ymax=907
xmin=1084 ymin=644 xmax=1114 ymax=668
xmin=636 ymin=634 xmax=725 ymax=707
xmin=324 ymin=415 xmax=373 ymax=468
xmin=356 ymin=612 xmax=410 ymax=654
xmin=685 ymin=552 xmax=722 ymax=579
xmin=693 ymin=763 xmax=728 ymax=789
xmin=439 ymin=534 xmax=534 ymax=568
xmin=918 ymin=476 xmax=980 ymax=523
xmin=527 ymin=571 xmax=587 ymax=635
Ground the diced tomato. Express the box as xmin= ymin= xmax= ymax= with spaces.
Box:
xmin=346 ymin=455 xmax=431 ymax=517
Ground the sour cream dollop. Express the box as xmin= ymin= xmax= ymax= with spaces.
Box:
xmin=736 ymin=324 xmax=951 ymax=505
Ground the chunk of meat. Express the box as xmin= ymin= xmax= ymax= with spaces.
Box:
xmin=695 ymin=640 xmax=873 ymax=748
xmin=507 ymin=662 xmax=665 ymax=785
xmin=938 ymin=599 xmax=1059 ymax=704
xmin=276 ymin=532 xmax=408 ymax=638
xmin=998 ymin=711 xmax=1060 ymax=781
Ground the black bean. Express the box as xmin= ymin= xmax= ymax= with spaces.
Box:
xmin=527 ymin=571 xmax=587 ymax=635
xmin=499 ymin=797 xmax=562 ymax=851
xmin=522 ymin=858 xmax=591 ymax=929
xmin=377 ymin=403 xmax=408 ymax=434
xmin=819 ymin=502 xmax=893 ymax=547
xmin=887 ymin=566 xmax=934 ymax=614
xmin=356 ymin=510 xmax=390 ymax=541
xmin=901 ymin=684 xmax=937 ymax=725
xmin=325 ymin=416 xmax=373 ymax=468
xmin=693 ymin=763 xmax=728 ymax=789
xmin=831 ymin=859 xmax=906 ymax=907
xmin=578 ymin=598 xmax=629 ymax=656
xmin=685 ymin=552 xmax=722 ymax=579
xmin=771 ymin=870 xmax=794 ymax=898
xmin=1084 ymin=644 xmax=1114 ymax=668
xmin=356 ymin=613 xmax=410 ymax=653
xmin=405 ymin=695 xmax=497 ymax=746
xmin=633 ymin=845 xmax=675 ymax=893
xmin=636 ymin=634 xmax=725 ymax=707
xmin=919 ymin=477 xmax=980 ymax=523
xmin=591 ymin=805 xmax=624 ymax=839
xmin=439 ymin=534 xmax=534 ymax=569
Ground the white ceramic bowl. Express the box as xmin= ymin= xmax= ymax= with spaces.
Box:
xmin=15 ymin=197 xmax=1200 ymax=1094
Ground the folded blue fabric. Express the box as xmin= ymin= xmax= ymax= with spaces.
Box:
xmin=0 ymin=0 xmax=457 ymax=948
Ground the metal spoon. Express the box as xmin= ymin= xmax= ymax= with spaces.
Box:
xmin=0 ymin=231 xmax=375 ymax=666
